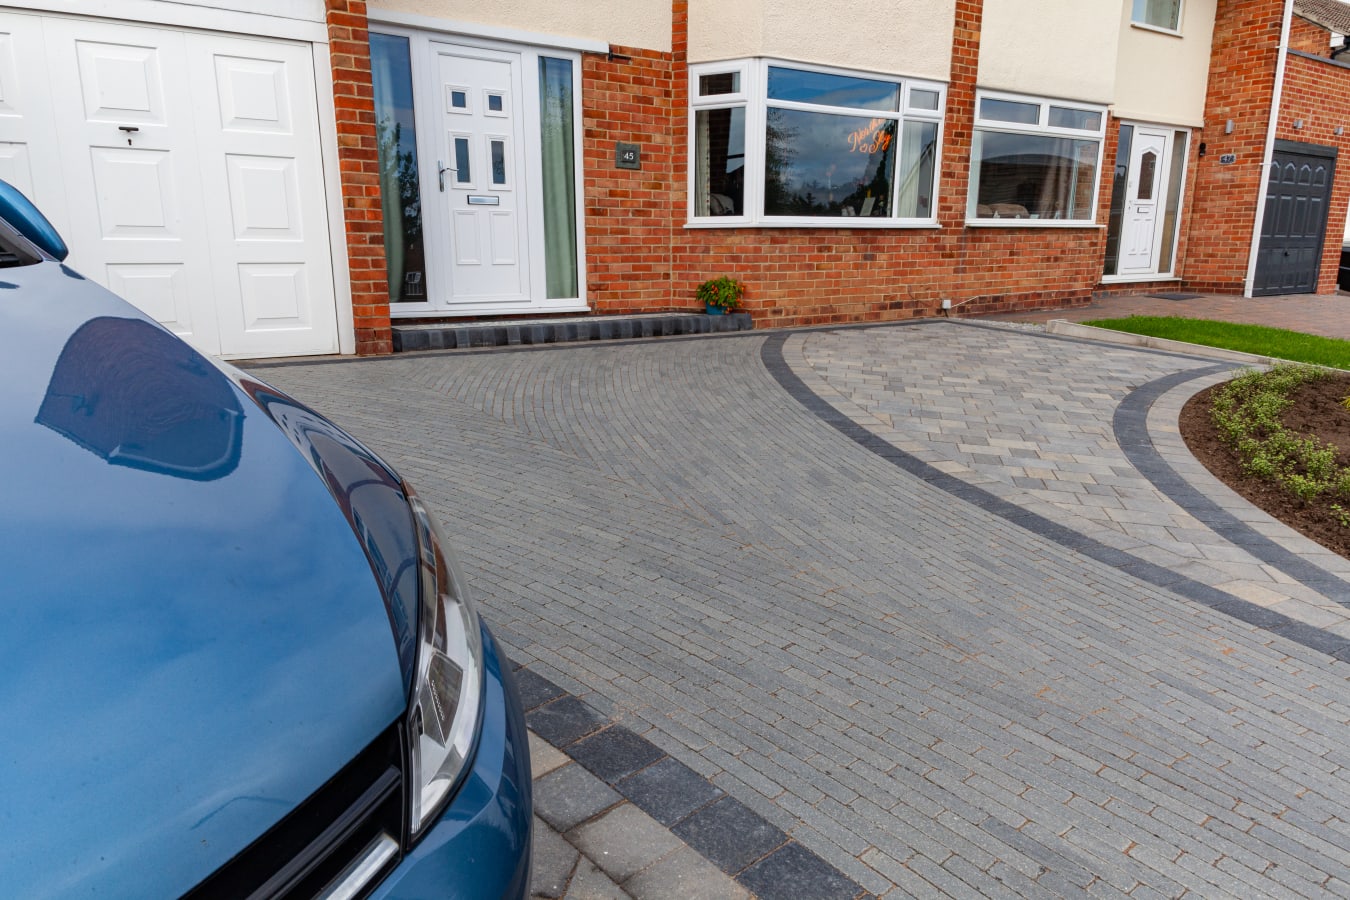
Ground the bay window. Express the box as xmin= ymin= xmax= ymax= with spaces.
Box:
xmin=967 ymin=91 xmax=1106 ymax=226
xmin=689 ymin=60 xmax=944 ymax=227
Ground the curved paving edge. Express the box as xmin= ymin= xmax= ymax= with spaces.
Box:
xmin=1117 ymin=367 xmax=1350 ymax=614
xmin=761 ymin=331 xmax=1350 ymax=664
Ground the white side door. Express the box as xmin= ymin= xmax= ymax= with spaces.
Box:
xmin=429 ymin=42 xmax=530 ymax=306
xmin=1119 ymin=127 xmax=1168 ymax=276
xmin=44 ymin=17 xmax=223 ymax=353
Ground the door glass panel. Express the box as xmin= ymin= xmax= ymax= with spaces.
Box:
xmin=453 ymin=137 xmax=471 ymax=183
xmin=1137 ymin=150 xmax=1157 ymax=200
xmin=1158 ymin=130 xmax=1187 ymax=272
xmin=487 ymin=93 xmax=504 ymax=113
xmin=370 ymin=33 xmax=426 ymax=302
xmin=1104 ymin=123 xmax=1132 ymax=275
xmin=490 ymin=139 xmax=506 ymax=185
xmin=538 ymin=56 xmax=578 ymax=299
xmin=449 ymin=89 xmax=468 ymax=110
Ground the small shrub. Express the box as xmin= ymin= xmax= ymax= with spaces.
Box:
xmin=697 ymin=276 xmax=744 ymax=312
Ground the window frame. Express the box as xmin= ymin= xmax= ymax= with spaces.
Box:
xmin=1130 ymin=0 xmax=1184 ymax=35
xmin=687 ymin=58 xmax=946 ymax=229
xmin=966 ymin=89 xmax=1108 ymax=228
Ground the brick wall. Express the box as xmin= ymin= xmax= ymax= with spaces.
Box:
xmin=1279 ymin=52 xmax=1350 ymax=291
xmin=1182 ymin=0 xmax=1285 ymax=294
xmin=1290 ymin=14 xmax=1332 ymax=55
xmin=581 ymin=41 xmax=680 ymax=312
xmin=326 ymin=0 xmax=392 ymax=355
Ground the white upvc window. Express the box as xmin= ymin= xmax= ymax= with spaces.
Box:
xmin=688 ymin=59 xmax=945 ymax=228
xmin=1131 ymin=0 xmax=1183 ymax=33
xmin=966 ymin=90 xmax=1107 ymax=227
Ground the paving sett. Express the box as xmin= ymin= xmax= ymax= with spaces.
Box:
xmin=253 ymin=320 xmax=1350 ymax=898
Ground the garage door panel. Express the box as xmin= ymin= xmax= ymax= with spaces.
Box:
xmin=106 ymin=264 xmax=194 ymax=336
xmin=226 ymin=154 xmax=303 ymax=239
xmin=0 ymin=13 xmax=68 ymax=234
xmin=237 ymin=263 xmax=311 ymax=332
xmin=90 ymin=147 xmax=180 ymax=237
xmin=73 ymin=40 xmax=167 ymax=125
xmin=214 ymin=55 xmax=292 ymax=134
xmin=0 ymin=142 xmax=34 ymax=196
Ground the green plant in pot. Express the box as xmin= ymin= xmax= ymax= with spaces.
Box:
xmin=697 ymin=275 xmax=744 ymax=315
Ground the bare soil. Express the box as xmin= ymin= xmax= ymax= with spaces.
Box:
xmin=1179 ymin=373 xmax=1350 ymax=559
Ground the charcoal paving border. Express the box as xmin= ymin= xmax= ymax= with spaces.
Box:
xmin=761 ymin=330 xmax=1350 ymax=662
xmin=517 ymin=661 xmax=870 ymax=900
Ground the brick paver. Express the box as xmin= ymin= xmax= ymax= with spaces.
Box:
xmin=255 ymin=323 xmax=1350 ymax=898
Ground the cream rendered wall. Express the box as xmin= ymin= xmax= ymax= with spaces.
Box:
xmin=688 ymin=0 xmax=955 ymax=82
xmin=370 ymin=0 xmax=671 ymax=52
xmin=978 ymin=0 xmax=1121 ymax=104
xmin=1113 ymin=0 xmax=1216 ymax=127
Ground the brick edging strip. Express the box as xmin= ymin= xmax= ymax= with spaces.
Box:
xmin=513 ymin=663 xmax=872 ymax=900
xmin=760 ymin=332 xmax=1350 ymax=663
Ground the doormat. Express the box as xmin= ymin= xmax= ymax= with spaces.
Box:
xmin=1148 ymin=292 xmax=1204 ymax=301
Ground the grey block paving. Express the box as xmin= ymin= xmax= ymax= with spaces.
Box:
xmin=534 ymin=764 xmax=622 ymax=832
xmin=255 ymin=321 xmax=1350 ymax=898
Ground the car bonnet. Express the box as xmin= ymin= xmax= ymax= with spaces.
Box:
xmin=0 ymin=262 xmax=409 ymax=897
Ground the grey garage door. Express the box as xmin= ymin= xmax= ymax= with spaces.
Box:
xmin=1253 ymin=140 xmax=1336 ymax=296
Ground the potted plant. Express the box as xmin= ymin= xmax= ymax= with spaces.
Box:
xmin=697 ymin=275 xmax=744 ymax=315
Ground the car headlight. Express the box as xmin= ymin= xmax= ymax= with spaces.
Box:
xmin=405 ymin=485 xmax=484 ymax=839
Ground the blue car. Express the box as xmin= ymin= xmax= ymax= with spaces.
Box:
xmin=0 ymin=182 xmax=532 ymax=898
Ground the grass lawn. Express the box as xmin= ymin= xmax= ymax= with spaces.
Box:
xmin=1084 ymin=316 xmax=1350 ymax=370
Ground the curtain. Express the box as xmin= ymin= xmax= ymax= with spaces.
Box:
xmin=539 ymin=58 xmax=578 ymax=300
xmin=697 ymin=111 xmax=711 ymax=216
xmin=1143 ymin=0 xmax=1181 ymax=28
xmin=896 ymin=121 xmax=936 ymax=217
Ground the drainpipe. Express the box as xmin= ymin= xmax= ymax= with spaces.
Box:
xmin=1243 ymin=0 xmax=1295 ymax=298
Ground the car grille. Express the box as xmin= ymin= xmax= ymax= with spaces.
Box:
xmin=183 ymin=723 xmax=405 ymax=900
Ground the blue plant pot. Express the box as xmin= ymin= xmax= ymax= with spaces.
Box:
xmin=705 ymin=303 xmax=726 ymax=315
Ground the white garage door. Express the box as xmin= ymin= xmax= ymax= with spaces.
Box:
xmin=0 ymin=11 xmax=338 ymax=359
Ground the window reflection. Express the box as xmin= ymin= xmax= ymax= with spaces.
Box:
xmin=371 ymin=34 xmax=426 ymax=302
xmin=970 ymin=132 xmax=1099 ymax=220
xmin=764 ymin=109 xmax=896 ymax=217
xmin=767 ymin=67 xmax=899 ymax=111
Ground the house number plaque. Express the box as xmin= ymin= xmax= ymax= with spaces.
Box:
xmin=615 ymin=142 xmax=641 ymax=170
xmin=1219 ymin=154 xmax=1237 ymax=165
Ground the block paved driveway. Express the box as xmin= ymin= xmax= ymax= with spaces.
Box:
xmin=257 ymin=322 xmax=1350 ymax=898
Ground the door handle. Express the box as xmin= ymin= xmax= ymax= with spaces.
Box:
xmin=438 ymin=160 xmax=456 ymax=192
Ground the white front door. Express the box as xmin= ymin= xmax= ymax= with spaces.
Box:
xmin=1118 ymin=127 xmax=1168 ymax=275
xmin=4 ymin=12 xmax=339 ymax=360
xmin=430 ymin=43 xmax=530 ymax=306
